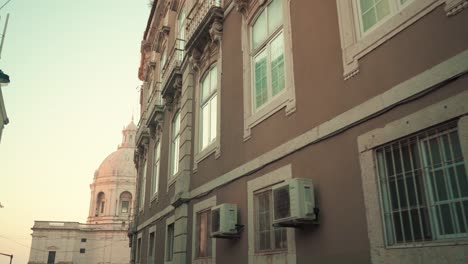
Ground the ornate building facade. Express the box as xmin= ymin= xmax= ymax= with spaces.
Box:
xmin=28 ymin=121 xmax=137 ymax=264
xmin=130 ymin=0 xmax=468 ymax=264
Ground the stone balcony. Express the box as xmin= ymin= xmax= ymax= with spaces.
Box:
xmin=146 ymin=81 xmax=165 ymax=135
xmin=161 ymin=38 xmax=185 ymax=107
xmin=185 ymin=0 xmax=223 ymax=53
xmin=135 ymin=109 xmax=150 ymax=150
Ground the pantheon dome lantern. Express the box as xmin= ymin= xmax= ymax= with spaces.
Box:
xmin=87 ymin=120 xmax=137 ymax=225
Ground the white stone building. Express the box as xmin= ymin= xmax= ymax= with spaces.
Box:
xmin=28 ymin=121 xmax=137 ymax=264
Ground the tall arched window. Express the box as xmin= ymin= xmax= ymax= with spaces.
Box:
xmin=251 ymin=0 xmax=285 ymax=110
xmin=152 ymin=141 xmax=161 ymax=195
xmin=96 ymin=192 xmax=105 ymax=216
xmin=200 ymin=66 xmax=218 ymax=150
xmin=170 ymin=112 xmax=181 ymax=177
xmin=119 ymin=191 xmax=132 ymax=215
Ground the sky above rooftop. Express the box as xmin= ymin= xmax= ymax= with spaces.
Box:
xmin=0 ymin=1 xmax=149 ymax=263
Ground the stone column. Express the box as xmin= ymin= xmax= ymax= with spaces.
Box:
xmin=172 ymin=56 xmax=195 ymax=264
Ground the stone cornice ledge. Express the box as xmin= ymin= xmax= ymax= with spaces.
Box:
xmin=137 ymin=204 xmax=174 ymax=231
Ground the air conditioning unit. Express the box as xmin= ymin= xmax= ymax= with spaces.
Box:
xmin=272 ymin=178 xmax=317 ymax=227
xmin=211 ymin=203 xmax=239 ymax=238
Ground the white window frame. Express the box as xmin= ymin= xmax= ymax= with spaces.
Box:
xmin=241 ymin=0 xmax=296 ymax=140
xmin=336 ymin=0 xmax=457 ymax=80
xmin=355 ymin=0 xmax=414 ymax=37
xmin=191 ymin=196 xmax=217 ymax=264
xmin=357 ymin=91 xmax=468 ymax=262
xmin=247 ymin=164 xmax=296 ymax=264
xmin=194 ymin=64 xmax=221 ymax=166
xmin=152 ymin=140 xmax=161 ymax=201
xmin=164 ymin=215 xmax=176 ymax=264
xmin=169 ymin=111 xmax=181 ymax=187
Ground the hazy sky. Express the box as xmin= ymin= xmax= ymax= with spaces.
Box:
xmin=0 ymin=1 xmax=149 ymax=263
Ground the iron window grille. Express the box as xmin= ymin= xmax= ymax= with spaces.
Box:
xmin=375 ymin=121 xmax=468 ymax=246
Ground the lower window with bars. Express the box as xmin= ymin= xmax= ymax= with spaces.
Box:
xmin=375 ymin=121 xmax=468 ymax=245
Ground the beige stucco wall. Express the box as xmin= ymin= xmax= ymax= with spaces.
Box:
xmin=28 ymin=221 xmax=130 ymax=264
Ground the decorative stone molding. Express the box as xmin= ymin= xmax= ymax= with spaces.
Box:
xmin=164 ymin=77 xmax=182 ymax=111
xmin=169 ymin=0 xmax=179 ymax=11
xmin=445 ymin=0 xmax=468 ymax=16
xmin=155 ymin=27 xmax=170 ymax=53
xmin=148 ymin=111 xmax=164 ymax=140
xmin=209 ymin=18 xmax=223 ymax=44
xmin=190 ymin=48 xmax=202 ymax=72
xmin=234 ymin=0 xmax=249 ymax=13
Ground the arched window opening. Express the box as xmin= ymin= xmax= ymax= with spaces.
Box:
xmin=96 ymin=192 xmax=105 ymax=216
xmin=120 ymin=191 xmax=133 ymax=215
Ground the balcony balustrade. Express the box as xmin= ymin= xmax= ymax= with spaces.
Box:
xmin=185 ymin=0 xmax=223 ymax=52
xmin=161 ymin=38 xmax=185 ymax=102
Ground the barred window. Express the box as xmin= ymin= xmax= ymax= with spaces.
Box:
xmin=376 ymin=121 xmax=468 ymax=245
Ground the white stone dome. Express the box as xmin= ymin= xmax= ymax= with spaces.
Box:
xmin=93 ymin=120 xmax=137 ymax=179
xmin=95 ymin=148 xmax=135 ymax=178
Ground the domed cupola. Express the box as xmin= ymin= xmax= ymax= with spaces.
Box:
xmin=87 ymin=120 xmax=137 ymax=225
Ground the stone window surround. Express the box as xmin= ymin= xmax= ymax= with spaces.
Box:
xmin=193 ymin=61 xmax=222 ymax=170
xmin=147 ymin=225 xmax=157 ymax=262
xmin=191 ymin=195 xmax=217 ymax=264
xmin=336 ymin=0 xmax=467 ymax=80
xmin=151 ymin=139 xmax=161 ymax=204
xmin=139 ymin=157 xmax=148 ymax=213
xmin=119 ymin=191 xmax=133 ymax=215
xmin=136 ymin=232 xmax=143 ymax=264
xmin=357 ymin=91 xmax=468 ymax=262
xmin=165 ymin=215 xmax=176 ymax=264
xmin=95 ymin=191 xmax=106 ymax=217
xmin=168 ymin=109 xmax=182 ymax=190
xmin=247 ymin=164 xmax=296 ymax=264
xmin=240 ymin=0 xmax=296 ymax=141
